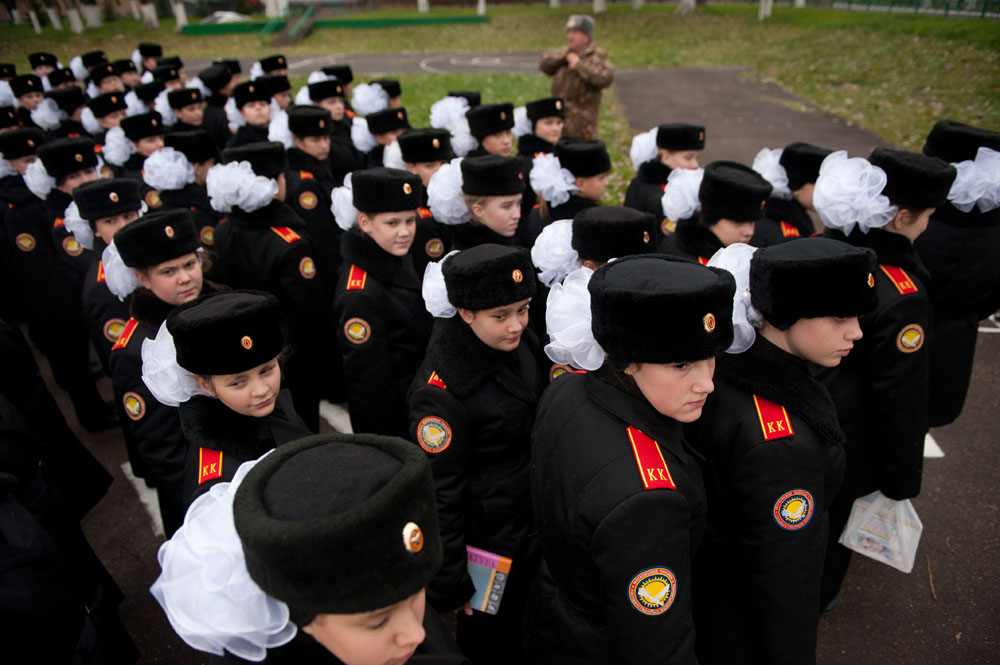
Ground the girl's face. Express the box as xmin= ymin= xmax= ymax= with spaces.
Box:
xmin=294 ymin=134 xmax=331 ymax=162
xmin=627 ymin=358 xmax=716 ymax=423
xmin=174 ymin=104 xmax=203 ymax=126
xmin=19 ymin=92 xmax=44 ymax=111
xmin=459 ymin=298 xmax=531 ymax=352
xmin=9 ymin=154 xmax=36 ymax=175
xmin=302 ymin=590 xmax=427 ymax=665
xmin=471 ymin=194 xmax=522 ymax=238
xmin=136 ymin=252 xmax=203 ymax=306
xmin=120 ymin=71 xmax=140 ymax=88
xmin=98 ymin=76 xmax=124 ymax=94
xmin=792 ymin=183 xmax=815 ymax=211
xmin=375 ymin=129 xmax=405 ymax=147
xmin=406 ymin=160 xmax=446 ymax=187
xmin=358 ymin=210 xmax=416 ymax=257
xmin=318 ymin=96 xmax=345 ymax=121
xmin=709 ymin=218 xmax=755 ymax=247
xmin=273 ymin=90 xmax=292 ymax=110
xmin=94 ymin=209 xmax=139 ymax=245
xmin=59 ymin=167 xmax=99 ymax=195
xmin=661 ymin=149 xmax=700 ymax=171
xmin=98 ymin=108 xmax=127 ymax=129
xmin=196 ymin=357 xmax=281 ymax=418
xmin=241 ymin=100 xmax=270 ymax=128
xmin=575 ymin=172 xmax=609 ymax=202
xmin=480 ymin=129 xmax=514 ymax=157
xmin=136 ymin=135 xmax=164 ymax=157
xmin=534 ymin=116 xmax=564 ymax=145
xmin=192 ymin=158 xmax=215 ymax=187
xmin=782 ymin=316 xmax=863 ymax=368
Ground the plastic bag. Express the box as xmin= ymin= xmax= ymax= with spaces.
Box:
xmin=838 ymin=490 xmax=923 ymax=573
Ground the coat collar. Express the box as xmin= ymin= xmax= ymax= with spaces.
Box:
xmin=179 ymin=394 xmax=275 ymax=459
xmin=547 ymin=194 xmax=596 ymax=221
xmin=931 ymin=201 xmax=1000 ymax=229
xmin=427 ymin=317 xmax=536 ymax=400
xmin=674 ymin=219 xmax=723 ymax=259
xmin=128 ymin=286 xmax=176 ymax=329
xmin=824 ymin=226 xmax=930 ymax=284
xmin=231 ymin=199 xmax=305 ymax=229
xmin=637 ymin=160 xmax=671 ymax=184
xmin=453 ymin=222 xmax=516 ymax=250
xmin=341 ymin=231 xmax=415 ymax=286
xmin=287 ymin=147 xmax=335 ymax=183
xmin=517 ymin=134 xmax=556 ymax=157
xmin=160 ymin=183 xmax=212 ymax=209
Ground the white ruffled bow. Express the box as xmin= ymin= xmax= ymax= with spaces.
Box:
xmin=150 ymin=452 xmax=297 ymax=661
xmin=330 ymin=173 xmax=359 ymax=231
xmin=0 ymin=81 xmax=16 ymax=108
xmin=661 ymin=167 xmax=704 ymax=221
xmin=706 ymin=243 xmax=762 ymax=354
xmin=225 ymin=97 xmax=245 ymax=132
xmin=124 ymin=90 xmax=148 ymax=117
xmin=530 ymin=152 xmax=577 ymax=208
xmin=531 ymin=219 xmax=579 ymax=287
xmin=81 ymin=106 xmax=102 ymax=135
xmin=293 ymin=85 xmax=312 ymax=107
xmin=544 ymin=266 xmax=606 ymax=371
xmin=69 ymin=56 xmax=88 ymax=82
xmin=351 ymin=82 xmax=389 ymax=116
xmin=102 ymin=240 xmax=143 ymax=300
xmin=350 ymin=116 xmax=376 ymax=153
xmin=427 ymin=158 xmax=470 ymax=226
xmin=267 ymin=107 xmax=292 ymax=149
xmin=24 ymin=159 xmax=56 ymax=199
xmin=141 ymin=321 xmax=214 ymax=406
xmin=144 ymin=147 xmax=195 ymax=192
xmin=752 ymin=148 xmax=791 ymax=200
xmin=206 ymin=161 xmax=278 ymax=214
xmin=630 ymin=127 xmax=658 ymax=170
xmin=813 ymin=151 xmax=897 ymax=235
xmin=30 ymin=97 xmax=67 ymax=132
xmin=0 ymin=158 xmax=16 ymax=179
xmin=422 ymin=250 xmax=460 ymax=318
xmin=103 ymin=126 xmax=136 ymax=167
xmin=948 ymin=147 xmax=1000 ymax=213
xmin=249 ymin=61 xmax=265 ymax=81
xmin=153 ymin=89 xmax=177 ymax=127
xmin=429 ymin=96 xmax=476 ymax=157
xmin=382 ymin=139 xmax=406 ymax=171
xmin=63 ymin=201 xmax=95 ymax=250
xmin=513 ymin=106 xmax=531 ymax=139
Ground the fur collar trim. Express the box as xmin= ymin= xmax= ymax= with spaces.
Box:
xmin=179 ymin=394 xmax=275 ymax=459
xmin=341 ymin=231 xmax=407 ymax=285
xmin=426 ymin=317 xmax=519 ymax=398
xmin=517 ymin=134 xmax=556 ymax=157
xmin=825 ymin=227 xmax=930 ymax=284
xmin=637 ymin=160 xmax=671 ymax=185
xmin=675 ymin=219 xmax=723 ymax=259
xmin=129 ymin=287 xmax=176 ymax=328
xmin=453 ymin=222 xmax=516 ymax=250
xmin=231 ymin=199 xmax=305 ymax=229
xmin=548 ymin=194 xmax=596 ymax=221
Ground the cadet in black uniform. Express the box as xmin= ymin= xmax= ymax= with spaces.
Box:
xmin=112 ymin=58 xmax=140 ymax=89
xmin=210 ymin=141 xmax=332 ymax=431
xmin=195 ymin=63 xmax=236 ymax=151
xmin=434 ymin=154 xmax=526 ymax=250
xmin=40 ymin=87 xmax=89 ymax=138
xmin=408 ymin=244 xmax=543 ymax=665
xmin=465 ymin=102 xmax=516 ymax=158
xmin=135 ymin=42 xmax=162 ymax=74
xmin=332 ymin=168 xmax=432 ymax=438
xmin=113 ymin=111 xmax=166 ymax=185
xmin=11 ymin=74 xmax=43 ymax=127
xmin=130 ymin=80 xmax=165 ymax=116
xmin=688 ymin=239 xmax=877 ymax=665
xmin=750 ymin=142 xmax=831 ymax=246
xmin=516 ymin=96 xmax=565 ymax=219
xmin=398 ymin=127 xmax=455 ymax=276
xmin=141 ymin=290 xmax=311 ymax=505
xmin=159 ymin=130 xmax=224 ymax=249
xmin=88 ymin=61 xmax=124 ymax=96
xmin=165 ymin=87 xmax=204 ymax=133
xmin=915 ymin=120 xmax=1000 ymax=426
xmin=106 ymin=209 xmax=215 ymax=536
xmin=813 ymin=148 xmax=956 ymax=608
xmin=624 ymin=123 xmax=705 ymax=238
xmin=86 ymin=92 xmax=128 ymax=146
xmin=303 ymin=78 xmax=364 ymax=185
xmin=0 ymin=127 xmax=47 ymax=321
xmin=524 ymin=139 xmax=610 ymax=246
xmin=525 ymin=255 xmax=735 ymax=665
xmin=363 ymin=107 xmax=410 ymax=168
xmin=226 ymin=80 xmax=272 ymax=149
xmin=659 ymin=160 xmax=772 ymax=263
xmin=152 ymin=433 xmax=467 ymax=664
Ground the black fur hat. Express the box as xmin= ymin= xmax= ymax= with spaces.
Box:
xmin=151 ymin=64 xmax=181 ymax=84
xmin=0 ymin=127 xmax=45 ymax=160
xmin=233 ymin=433 xmax=442 ymax=618
xmin=448 ymin=90 xmax=480 ymax=107
xmin=134 ymin=80 xmax=166 ymax=104
xmin=219 ymin=58 xmax=241 ymax=76
xmin=699 ymin=161 xmax=773 ymax=225
xmin=555 ymin=139 xmax=612 ymax=177
xmin=223 ymin=141 xmax=286 ymax=179
xmin=138 ymin=43 xmax=163 ymax=59
xmin=46 ymin=87 xmax=87 ymax=115
xmin=371 ymin=78 xmax=401 ymax=98
xmin=288 ymin=106 xmax=332 ymax=137
xmin=112 ymin=59 xmax=138 ymax=76
xmin=461 ymin=154 xmax=525 ymax=196
xmin=87 ymin=92 xmax=126 ymax=118
xmin=352 ymin=167 xmax=423 ymax=214
xmin=526 ymin=97 xmax=566 ymax=123
xmin=589 ymin=254 xmax=736 ymax=369
xmin=366 ymin=107 xmax=410 ymax=135
xmin=165 ymin=130 xmax=218 ymax=164
xmin=258 ymin=74 xmax=290 ymax=96
xmin=88 ymin=62 xmax=118 ymax=86
xmin=322 ymin=65 xmax=352 ymax=84
xmin=120 ymin=111 xmax=164 ymax=142
xmin=869 ymin=147 xmax=956 ymax=210
xmin=198 ymin=64 xmax=230 ymax=92
xmin=114 ymin=208 xmax=200 ymax=268
xmin=167 ymin=88 xmax=202 ymax=110
xmin=259 ymin=54 xmax=287 ymax=73
xmin=81 ymin=51 xmax=107 ymax=69
xmin=168 ymin=291 xmax=284 ymax=375
xmin=157 ymin=56 xmax=184 ymax=69
xmin=0 ymin=106 xmax=17 ymax=129
xmin=922 ymin=119 xmax=1000 ymax=164
xmin=0 ymin=64 xmax=15 ymax=80
xmin=466 ymin=103 xmax=515 ymax=139
xmin=571 ymin=206 xmax=657 ymax=262
xmin=47 ymin=69 xmax=76 ymax=87
xmin=308 ymin=79 xmax=344 ymax=102
xmin=398 ymin=128 xmax=454 ymax=163
xmin=72 ymin=178 xmax=142 ymax=222
xmin=11 ymin=75 xmax=42 ymax=98
xmin=37 ymin=137 xmax=98 ymax=180
xmin=444 ymin=244 xmax=536 ymax=311
xmin=232 ymin=80 xmax=271 ymax=109
xmin=780 ymin=142 xmax=832 ymax=191
xmin=656 ymin=124 xmax=705 ymax=151
xmin=28 ymin=52 xmax=58 ymax=69
xmin=750 ymin=237 xmax=878 ymax=330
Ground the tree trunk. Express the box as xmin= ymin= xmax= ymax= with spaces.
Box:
xmin=417 ymin=0 xmax=428 ymax=12
xmin=675 ymin=0 xmax=696 ymax=14
xmin=45 ymin=5 xmax=63 ymax=28
xmin=169 ymin=0 xmax=186 ymax=30
xmin=593 ymin=0 xmax=606 ymax=13
xmin=758 ymin=0 xmax=772 ymax=21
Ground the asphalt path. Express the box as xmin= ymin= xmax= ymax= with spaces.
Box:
xmin=37 ymin=57 xmax=998 ymax=663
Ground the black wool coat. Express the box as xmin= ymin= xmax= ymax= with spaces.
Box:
xmin=750 ymin=196 xmax=816 ymax=247
xmin=623 ymin=160 xmax=671 ymax=237
xmin=285 ymin=148 xmax=343 ymax=293
xmin=523 ymin=193 xmax=595 ymax=249
xmin=657 ymin=217 xmax=722 ymax=263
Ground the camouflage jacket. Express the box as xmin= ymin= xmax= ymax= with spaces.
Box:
xmin=539 ymin=43 xmax=615 ymax=140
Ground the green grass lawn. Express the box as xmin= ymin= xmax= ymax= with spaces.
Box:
xmin=2 ymin=5 xmax=997 ymax=202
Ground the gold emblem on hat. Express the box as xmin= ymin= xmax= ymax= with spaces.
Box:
xmin=109 ymin=192 xmax=119 ymax=202
xmin=319 ymin=119 xmax=325 ymax=128
xmin=555 ymin=100 xmax=563 ymax=110
xmin=760 ymin=200 xmax=766 ymax=211
xmin=867 ymin=272 xmax=875 ymax=288
xmin=397 ymin=111 xmax=404 ymax=120
xmin=500 ymin=111 xmax=507 ymax=120
xmin=699 ymin=131 xmax=705 ymax=141
xmin=249 ymin=85 xmax=254 ymax=93
xmin=26 ymin=139 xmax=34 ymax=147
xmin=151 ymin=118 xmax=158 ymax=127
xmin=191 ymin=91 xmax=197 ymax=100
xmin=432 ymin=138 xmax=440 ymax=149
xmin=111 ymin=96 xmax=118 ymax=103
xmin=241 ymin=335 xmax=253 ymax=350
xmin=703 ymin=313 xmax=716 ymax=332
xmin=74 ymin=153 xmax=83 ymax=162
xmin=402 ymin=522 xmax=424 ymax=553
xmin=164 ymin=225 xmax=175 ymax=238
xmin=512 ymin=269 xmax=524 ymax=283
xmin=27 ymin=80 xmax=34 ymax=86
xmin=403 ymin=183 xmax=413 ymax=195
xmin=278 ymin=57 xmax=285 ymax=65
xmin=643 ymin=231 xmax=650 ymax=244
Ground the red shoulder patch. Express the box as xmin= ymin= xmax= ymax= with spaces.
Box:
xmin=879 ymin=264 xmax=919 ymax=295
xmin=626 ymin=426 xmax=677 ymax=491
xmin=753 ymin=395 xmax=795 ymax=441
xmin=779 ymin=221 xmax=800 ymax=238
xmin=346 ymin=264 xmax=368 ymax=291
xmin=97 ymin=260 xmax=105 ymax=283
xmin=299 ymin=170 xmax=314 ymax=180
xmin=197 ymin=448 xmax=224 ymax=485
xmin=418 ymin=206 xmax=433 ymax=219
xmin=427 ymin=371 xmax=447 ymax=389
xmin=111 ymin=318 xmax=139 ymax=351
xmin=270 ymin=226 xmax=301 ymax=244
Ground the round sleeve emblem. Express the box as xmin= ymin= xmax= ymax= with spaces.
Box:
xmin=299 ymin=256 xmax=316 ymax=279
xmin=343 ymin=317 xmax=370 ymax=344
xmin=661 ymin=219 xmax=676 ymax=235
xmin=773 ymin=489 xmax=814 ymax=531
xmin=62 ymin=236 xmax=83 ymax=256
xmin=402 ymin=522 xmax=424 ymax=553
xmin=100 ymin=166 xmax=114 ymax=179
xmin=145 ymin=190 xmax=162 ymax=208
xmin=123 ymin=392 xmax=146 ymax=421
xmin=628 ymin=567 xmax=677 ymax=616
xmin=896 ymin=324 xmax=924 ymax=353
xmin=549 ymin=363 xmax=571 ymax=382
xmin=103 ymin=318 xmax=126 ymax=342
xmin=417 ymin=416 xmax=452 ymax=454
xmin=15 ymin=232 xmax=36 ymax=252
xmin=298 ymin=191 xmax=317 ymax=210
xmin=425 ymin=238 xmax=444 ymax=259
xmin=200 ymin=226 xmax=215 ymax=245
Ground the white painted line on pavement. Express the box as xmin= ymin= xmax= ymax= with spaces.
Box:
xmin=121 ymin=462 xmax=165 ymax=538
xmin=977 ymin=327 xmax=1000 ymax=333
xmin=924 ymin=433 xmax=945 ymax=458
xmin=419 ymin=56 xmax=450 ymax=74
xmin=320 ymin=399 xmax=353 ymax=433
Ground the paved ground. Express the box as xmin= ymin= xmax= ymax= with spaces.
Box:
xmin=40 ymin=58 xmax=997 ymax=664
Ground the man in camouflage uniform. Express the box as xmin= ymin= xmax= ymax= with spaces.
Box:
xmin=539 ymin=14 xmax=615 ymax=141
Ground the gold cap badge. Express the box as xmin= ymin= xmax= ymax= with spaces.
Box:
xmin=402 ymin=522 xmax=423 ymax=553
xmin=319 ymin=119 xmax=325 ymax=128
xmin=403 ymin=183 xmax=412 ymax=195
xmin=867 ymin=273 xmax=875 ymax=288
xmin=241 ymin=335 xmax=253 ymax=350
xmin=500 ymin=111 xmax=507 ymax=120
xmin=164 ymin=225 xmax=174 ymax=238
xmin=703 ymin=313 xmax=716 ymax=332
xmin=643 ymin=231 xmax=650 ymax=244
xmin=111 ymin=96 xmax=118 ymax=103
xmin=397 ymin=111 xmax=404 ymax=120
xmin=109 ymin=192 xmax=119 ymax=202
xmin=512 ymin=269 xmax=523 ymax=283
xmin=151 ymin=118 xmax=158 ymax=126
xmin=74 ymin=153 xmax=83 ymax=162
xmin=432 ymin=137 xmax=440 ymax=149
xmin=555 ymin=100 xmax=563 ymax=110
xmin=26 ymin=139 xmax=34 ymax=147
